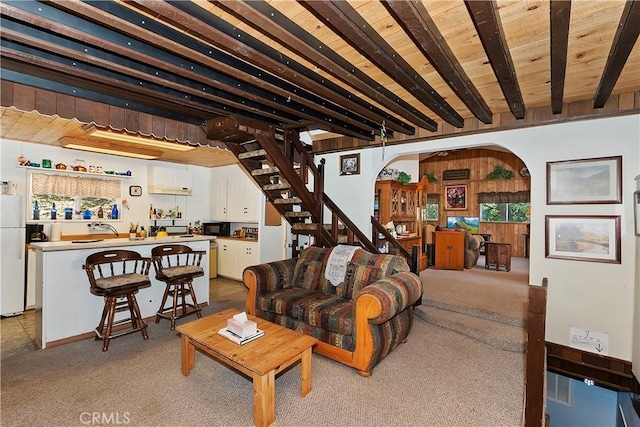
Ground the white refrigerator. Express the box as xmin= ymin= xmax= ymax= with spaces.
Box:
xmin=1 ymin=195 xmax=26 ymax=316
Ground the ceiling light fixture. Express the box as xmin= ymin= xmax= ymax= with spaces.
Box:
xmin=59 ymin=137 xmax=162 ymax=160
xmin=83 ymin=124 xmax=196 ymax=152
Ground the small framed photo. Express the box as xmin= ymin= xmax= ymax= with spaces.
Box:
xmin=445 ymin=184 xmax=467 ymax=210
xmin=547 ymin=156 xmax=622 ymax=204
xmin=634 ymin=191 xmax=640 ymax=236
xmin=129 ymin=185 xmax=142 ymax=196
xmin=340 ymin=153 xmax=360 ymax=175
xmin=545 ymin=215 xmax=621 ymax=264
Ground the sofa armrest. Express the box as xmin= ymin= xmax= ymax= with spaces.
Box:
xmin=354 ymin=271 xmax=422 ymax=324
xmin=243 ymin=258 xmax=298 ymax=315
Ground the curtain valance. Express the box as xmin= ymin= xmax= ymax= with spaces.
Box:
xmin=32 ymin=173 xmax=121 ymax=198
xmin=477 ymin=191 xmax=530 ymax=203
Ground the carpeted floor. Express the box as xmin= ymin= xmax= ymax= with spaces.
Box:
xmin=1 ymin=276 xmax=526 ymax=426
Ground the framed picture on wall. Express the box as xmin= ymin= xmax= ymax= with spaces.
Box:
xmin=444 ymin=184 xmax=467 ymax=210
xmin=340 ymin=153 xmax=360 ymax=175
xmin=546 ymin=156 xmax=622 ymax=204
xmin=545 ymin=215 xmax=621 ymax=264
xmin=635 ymin=191 xmax=640 ymax=237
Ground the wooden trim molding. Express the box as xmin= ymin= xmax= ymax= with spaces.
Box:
xmin=546 ymin=341 xmax=638 ymax=393
xmin=525 ymin=279 xmax=547 ymax=427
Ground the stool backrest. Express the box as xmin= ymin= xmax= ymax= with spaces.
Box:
xmin=152 ymin=245 xmax=204 ymax=273
xmin=83 ymin=250 xmax=152 ymax=287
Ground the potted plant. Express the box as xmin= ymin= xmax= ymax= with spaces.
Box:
xmin=486 ymin=165 xmax=514 ymax=180
xmin=397 ymin=171 xmax=411 ymax=185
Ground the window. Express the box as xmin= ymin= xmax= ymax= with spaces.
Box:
xmin=29 ymin=172 xmax=122 ymax=221
xmin=424 ymin=194 xmax=440 ymax=221
xmin=547 ymin=372 xmax=572 ymax=406
xmin=480 ymin=202 xmax=530 ymax=223
xmin=477 ymin=191 xmax=530 ymax=223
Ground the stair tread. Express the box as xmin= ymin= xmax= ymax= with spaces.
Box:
xmin=414 ymin=305 xmax=526 ymax=353
xmin=252 ymin=167 xmax=279 ymax=176
xmin=238 ymin=149 xmax=267 ymax=159
xmin=263 ymin=182 xmax=290 ymax=190
xmin=285 ymin=211 xmax=311 ymax=217
xmin=273 ymin=197 xmax=302 ymax=204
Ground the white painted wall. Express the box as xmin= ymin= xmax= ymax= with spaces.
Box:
xmin=319 ymin=115 xmax=640 ymax=364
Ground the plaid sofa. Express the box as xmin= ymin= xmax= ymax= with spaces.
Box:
xmin=243 ymin=246 xmax=422 ymax=376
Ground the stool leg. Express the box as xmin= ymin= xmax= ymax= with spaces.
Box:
xmin=129 ymin=293 xmax=148 ymax=340
xmin=103 ymin=296 xmax=117 ymax=352
xmin=186 ymin=280 xmax=202 ymax=319
xmin=96 ymin=298 xmax=110 ymax=340
xmin=156 ymin=284 xmax=171 ymax=324
xmin=126 ymin=294 xmax=139 ymax=330
xmin=170 ymin=282 xmax=180 ymax=330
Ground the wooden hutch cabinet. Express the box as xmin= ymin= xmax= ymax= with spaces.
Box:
xmin=374 ymin=180 xmax=422 ymax=254
xmin=434 ymin=231 xmax=465 ymax=270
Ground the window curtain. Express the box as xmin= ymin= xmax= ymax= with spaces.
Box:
xmin=426 ymin=194 xmax=440 ymax=204
xmin=477 ymin=191 xmax=530 ymax=203
xmin=32 ymin=173 xmax=121 ymax=198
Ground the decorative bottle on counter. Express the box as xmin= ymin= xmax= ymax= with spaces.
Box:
xmin=33 ymin=200 xmax=39 ymax=220
xmin=138 ymin=226 xmax=147 ymax=238
xmin=111 ymin=204 xmax=119 ymax=220
xmin=50 ymin=202 xmax=57 ymax=220
xmin=97 ymin=206 xmax=103 ymax=218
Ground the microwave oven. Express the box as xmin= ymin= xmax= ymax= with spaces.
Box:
xmin=202 ymin=222 xmax=231 ymax=236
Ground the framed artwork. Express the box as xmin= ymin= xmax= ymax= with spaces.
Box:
xmin=635 ymin=191 xmax=640 ymax=237
xmin=445 ymin=184 xmax=467 ymax=210
xmin=129 ymin=185 xmax=142 ymax=196
xmin=546 ymin=156 xmax=622 ymax=204
xmin=340 ymin=153 xmax=360 ymax=175
xmin=545 ymin=215 xmax=621 ymax=264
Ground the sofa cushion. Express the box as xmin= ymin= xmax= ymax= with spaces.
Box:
xmin=258 ymin=288 xmax=320 ymax=318
xmin=290 ymin=247 xmax=331 ymax=290
xmin=335 ymin=261 xmax=382 ymax=299
xmin=295 ymin=294 xmax=354 ymax=336
xmin=350 ymin=249 xmax=409 ymax=276
xmin=291 ymin=260 xmax=324 ymax=290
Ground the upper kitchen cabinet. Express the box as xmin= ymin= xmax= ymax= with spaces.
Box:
xmin=210 ymin=165 xmax=260 ymax=222
xmin=148 ymin=167 xmax=192 ymax=195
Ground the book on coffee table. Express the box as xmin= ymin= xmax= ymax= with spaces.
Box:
xmin=218 ymin=327 xmax=265 ymax=345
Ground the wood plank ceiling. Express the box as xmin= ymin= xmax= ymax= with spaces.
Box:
xmin=1 ymin=0 xmax=639 ymax=166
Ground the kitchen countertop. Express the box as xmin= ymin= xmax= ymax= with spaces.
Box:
xmin=29 ymin=235 xmax=216 ymax=252
xmin=216 ymin=236 xmax=258 ymax=242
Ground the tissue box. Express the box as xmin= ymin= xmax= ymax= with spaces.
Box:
xmin=227 ymin=318 xmax=257 ymax=338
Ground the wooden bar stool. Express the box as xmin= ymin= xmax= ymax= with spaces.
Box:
xmin=83 ymin=250 xmax=152 ymax=352
xmin=151 ymin=245 xmax=205 ymax=329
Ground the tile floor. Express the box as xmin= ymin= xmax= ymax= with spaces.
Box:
xmin=0 ymin=277 xmax=246 ymax=360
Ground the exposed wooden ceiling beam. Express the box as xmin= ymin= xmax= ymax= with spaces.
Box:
xmin=382 ymin=0 xmax=493 ymax=125
xmin=13 ymin=1 xmax=380 ymax=141
xmin=593 ymin=0 xmax=640 ymax=108
xmin=126 ymin=0 xmax=399 ymax=136
xmin=550 ymin=0 xmax=571 ymax=115
xmin=300 ymin=0 xmax=464 ymax=128
xmin=212 ymin=0 xmax=437 ymax=133
xmin=465 ymin=0 xmax=526 ymax=119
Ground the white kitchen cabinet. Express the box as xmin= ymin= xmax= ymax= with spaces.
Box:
xmin=210 ymin=165 xmax=260 ymax=222
xmin=148 ymin=166 xmax=192 ymax=195
xmin=217 ymin=238 xmax=259 ymax=281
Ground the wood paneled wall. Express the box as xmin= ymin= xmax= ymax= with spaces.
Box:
xmin=419 ymin=148 xmax=531 ymax=257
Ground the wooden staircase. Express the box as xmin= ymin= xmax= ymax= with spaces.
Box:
xmin=208 ymin=116 xmax=379 ymax=258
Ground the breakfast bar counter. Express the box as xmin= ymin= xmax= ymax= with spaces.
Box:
xmin=30 ymin=235 xmax=214 ymax=349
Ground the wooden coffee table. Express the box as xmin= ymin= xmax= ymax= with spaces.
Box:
xmin=176 ymin=309 xmax=317 ymax=427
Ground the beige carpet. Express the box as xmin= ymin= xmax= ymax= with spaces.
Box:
xmin=1 ymin=277 xmax=525 ymax=426
xmin=416 ymin=256 xmax=529 ymax=352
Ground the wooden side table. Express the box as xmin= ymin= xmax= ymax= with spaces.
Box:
xmin=484 ymin=242 xmax=512 ymax=272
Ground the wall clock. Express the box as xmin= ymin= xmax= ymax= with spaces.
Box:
xmin=129 ymin=185 xmax=142 ymax=196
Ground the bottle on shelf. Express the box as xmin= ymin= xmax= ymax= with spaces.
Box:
xmin=83 ymin=209 xmax=92 ymax=219
xmin=176 ymin=206 xmax=181 ymax=219
xmin=111 ymin=204 xmax=119 ymax=220
xmin=149 ymin=204 xmax=153 ymax=219
xmin=50 ymin=202 xmax=57 ymax=220
xmin=97 ymin=206 xmax=103 ymax=219
xmin=33 ymin=200 xmax=39 ymax=220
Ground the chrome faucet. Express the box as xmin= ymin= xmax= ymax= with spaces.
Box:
xmin=88 ymin=222 xmax=120 ymax=237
